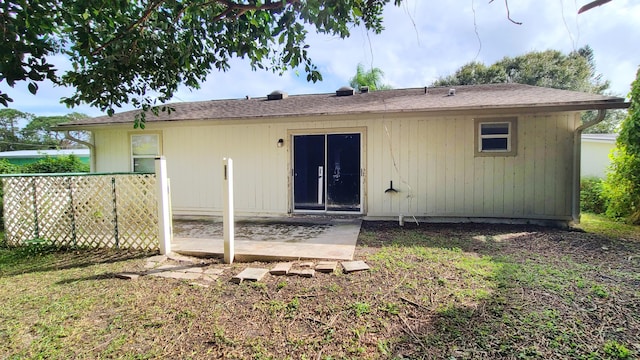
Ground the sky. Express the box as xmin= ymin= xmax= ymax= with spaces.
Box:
xmin=1 ymin=0 xmax=639 ymax=118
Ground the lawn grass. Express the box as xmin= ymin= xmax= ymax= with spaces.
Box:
xmin=578 ymin=212 xmax=640 ymax=241
xmin=0 ymin=221 xmax=638 ymax=359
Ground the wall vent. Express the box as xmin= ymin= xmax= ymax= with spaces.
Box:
xmin=336 ymin=86 xmax=355 ymax=97
xmin=267 ymin=90 xmax=288 ymax=100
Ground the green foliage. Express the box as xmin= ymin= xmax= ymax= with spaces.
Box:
xmin=21 ymin=155 xmax=89 ymax=174
xmin=602 ymin=340 xmax=632 ymax=359
xmin=583 ymin=109 xmax=626 ymax=134
xmin=580 ymin=177 xmax=607 ymax=214
xmin=1 ymin=0 xmax=404 ymax=125
xmin=350 ymin=302 xmax=371 ymax=317
xmin=349 ymin=63 xmax=392 ymax=91
xmin=0 ymin=109 xmax=89 ymax=150
xmin=578 ymin=213 xmax=640 ymax=240
xmin=0 ymin=109 xmax=33 ymax=151
xmin=432 ymin=47 xmax=623 ymax=130
xmin=0 ymin=159 xmax=18 ymax=174
xmin=604 ymin=67 xmax=640 ymax=224
xmin=433 ymin=46 xmax=608 ymax=93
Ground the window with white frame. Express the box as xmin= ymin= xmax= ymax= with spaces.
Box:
xmin=131 ymin=133 xmax=160 ymax=172
xmin=475 ymin=117 xmax=517 ymax=156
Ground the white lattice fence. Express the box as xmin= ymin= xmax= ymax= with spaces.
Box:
xmin=1 ymin=173 xmax=158 ymax=250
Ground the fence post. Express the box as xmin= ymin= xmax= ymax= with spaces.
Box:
xmin=223 ymin=158 xmax=234 ymax=264
xmin=155 ymin=157 xmax=172 ymax=255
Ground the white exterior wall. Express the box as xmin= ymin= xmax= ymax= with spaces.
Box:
xmin=581 ymin=138 xmax=615 ymax=178
xmin=91 ymin=111 xmax=580 ymax=220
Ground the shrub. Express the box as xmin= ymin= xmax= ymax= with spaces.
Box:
xmin=603 ymin=151 xmax=640 ymax=223
xmin=580 ymin=177 xmax=607 ymax=214
xmin=603 ymin=67 xmax=640 ymax=224
xmin=21 ymin=155 xmax=89 ymax=174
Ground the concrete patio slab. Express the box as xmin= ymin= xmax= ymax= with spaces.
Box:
xmin=171 ymin=217 xmax=361 ymax=261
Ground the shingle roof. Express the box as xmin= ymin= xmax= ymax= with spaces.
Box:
xmin=58 ymin=83 xmax=629 ymax=128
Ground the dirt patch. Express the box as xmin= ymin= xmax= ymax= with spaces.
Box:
xmin=1 ymin=221 xmax=639 ymax=359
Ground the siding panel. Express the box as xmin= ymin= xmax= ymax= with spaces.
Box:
xmin=92 ymin=112 xmax=578 ymax=221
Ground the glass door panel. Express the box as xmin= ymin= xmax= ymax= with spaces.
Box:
xmin=327 ymin=134 xmax=361 ymax=211
xmin=293 ymin=135 xmax=325 ymax=210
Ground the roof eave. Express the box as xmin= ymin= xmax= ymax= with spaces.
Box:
xmin=54 ymin=100 xmax=630 ymax=130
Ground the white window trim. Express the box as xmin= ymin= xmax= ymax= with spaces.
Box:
xmin=130 ymin=132 xmax=162 ymax=172
xmin=474 ymin=117 xmax=517 ymax=157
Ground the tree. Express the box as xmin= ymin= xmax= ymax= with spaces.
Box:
xmin=1 ymin=0 xmax=403 ymax=127
xmin=349 ymin=63 xmax=392 ymax=91
xmin=0 ymin=109 xmax=88 ymax=150
xmin=433 ymin=46 xmax=608 ymax=92
xmin=20 ymin=112 xmax=90 ymax=149
xmin=433 ymin=47 xmax=624 ymax=132
xmin=0 ymin=109 xmax=32 ymax=151
xmin=603 ymin=68 xmax=640 ymax=224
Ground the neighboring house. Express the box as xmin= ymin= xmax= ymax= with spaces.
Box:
xmin=0 ymin=149 xmax=90 ymax=166
xmin=57 ymin=84 xmax=628 ymax=226
xmin=581 ymin=133 xmax=617 ymax=178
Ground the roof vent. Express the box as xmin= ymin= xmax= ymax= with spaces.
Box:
xmin=336 ymin=86 xmax=355 ymax=97
xmin=359 ymin=86 xmax=369 ymax=94
xmin=448 ymin=88 xmax=456 ymax=96
xmin=267 ymin=90 xmax=288 ymax=100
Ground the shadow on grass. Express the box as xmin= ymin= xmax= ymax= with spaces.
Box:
xmin=0 ymin=247 xmax=154 ymax=278
xmin=356 ymin=221 xmax=640 ymax=358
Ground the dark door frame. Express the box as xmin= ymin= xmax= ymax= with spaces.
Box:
xmin=289 ymin=129 xmax=366 ymax=214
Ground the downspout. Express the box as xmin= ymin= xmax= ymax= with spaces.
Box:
xmin=572 ymin=109 xmax=606 ymax=224
xmin=64 ymin=131 xmax=96 ymax=172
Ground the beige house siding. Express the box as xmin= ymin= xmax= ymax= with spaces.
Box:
xmin=91 ymin=111 xmax=580 ymax=220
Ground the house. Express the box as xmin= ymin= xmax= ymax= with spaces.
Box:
xmin=57 ymin=84 xmax=629 ymax=226
xmin=0 ymin=149 xmax=90 ymax=166
xmin=581 ymin=133 xmax=617 ymax=178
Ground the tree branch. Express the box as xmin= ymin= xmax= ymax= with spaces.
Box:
xmin=488 ymin=0 xmax=522 ymax=25
xmin=91 ymin=0 xmax=166 ymax=56
xmin=504 ymin=0 xmax=522 ymax=25
xmin=91 ymin=0 xmax=301 ymax=56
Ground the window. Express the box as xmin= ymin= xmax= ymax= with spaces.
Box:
xmin=131 ymin=133 xmax=161 ymax=172
xmin=475 ymin=117 xmax=517 ymax=156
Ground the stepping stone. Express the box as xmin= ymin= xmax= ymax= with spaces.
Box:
xmin=204 ymin=268 xmax=225 ymax=275
xmin=146 ymin=255 xmax=167 ymax=263
xmin=167 ymin=252 xmax=203 ymax=264
xmin=201 ymin=274 xmax=220 ymax=282
xmin=232 ymin=268 xmax=269 ymax=284
xmin=270 ymin=262 xmax=293 ymax=276
xmin=288 ymin=269 xmax=315 ymax=278
xmin=182 ymin=267 xmax=204 ymax=274
xmin=190 ymin=282 xmax=210 ymax=288
xmin=157 ymin=264 xmax=179 ymax=270
xmin=144 ymin=261 xmax=159 ymax=269
xmin=115 ymin=272 xmax=140 ymax=280
xmin=315 ymin=261 xmax=338 ymax=273
xmin=342 ymin=260 xmax=370 ymax=273
xmin=298 ymin=269 xmax=315 ymax=278
xmin=149 ymin=271 xmax=202 ymax=280
xmin=299 ymin=261 xmax=315 ymax=268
